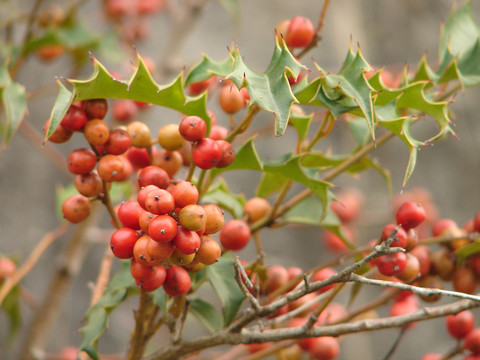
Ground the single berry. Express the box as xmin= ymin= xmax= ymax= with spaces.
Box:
xmin=127 ymin=121 xmax=152 ymax=148
xmin=263 ymin=265 xmax=289 ymax=294
xmin=163 ymin=265 xmax=192 ymax=297
xmin=60 ymin=105 xmax=87 ymax=131
xmin=220 ymin=219 xmax=251 ymax=251
xmin=62 ymin=194 xmax=92 ymax=223
xmin=170 ymin=181 xmax=199 ymax=208
xmin=138 ymin=166 xmax=170 ymax=189
xmin=157 ymin=124 xmax=185 ymax=151
xmin=381 ymin=224 xmax=408 ymax=249
xmin=179 ymin=116 xmax=207 ymax=142
xmin=74 ymin=171 xmax=103 ymax=197
xmin=178 ymin=204 xmax=207 ymax=231
xmin=152 ymin=149 xmax=183 ymax=177
xmin=83 ymin=99 xmax=108 ymax=120
xmin=173 ymin=226 xmax=201 ymax=255
xmin=243 ymin=197 xmax=271 ymax=223
xmin=118 ymin=200 xmax=144 ymax=230
xmin=195 ymin=235 xmax=221 ymax=265
xmin=192 ymin=138 xmax=222 ymax=169
xmin=144 ymin=188 xmax=175 ymax=215
xmin=215 ymin=140 xmax=235 ymax=168
xmin=148 ymin=214 xmax=177 ymax=242
xmin=446 ymin=310 xmax=475 ymax=339
xmin=104 ymin=129 xmax=132 ymax=155
xmin=97 ymin=154 xmax=125 ymax=182
xmin=110 ymin=228 xmax=139 ymax=259
xmin=113 ymin=99 xmax=138 ymax=123
xmin=285 ymin=16 xmax=315 ymax=48
xmin=83 ymin=119 xmax=110 ymax=146
xmin=44 ymin=118 xmax=72 ymax=143
xmin=137 ymin=266 xmax=166 ymax=292
xmin=203 ymin=204 xmax=224 ymax=234
xmin=396 ymin=201 xmax=426 ymax=230
xmin=67 ymin=148 xmax=97 ymax=175
xmin=218 ymin=84 xmax=244 ymax=114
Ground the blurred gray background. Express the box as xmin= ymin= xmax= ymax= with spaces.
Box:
xmin=1 ymin=0 xmax=480 ymax=359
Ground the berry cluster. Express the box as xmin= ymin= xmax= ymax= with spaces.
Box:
xmin=47 ymin=95 xmax=256 ymax=294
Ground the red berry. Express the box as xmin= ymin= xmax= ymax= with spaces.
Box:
xmin=152 ymin=149 xmax=183 ymax=177
xmin=263 ymin=265 xmax=289 ymax=294
xmin=67 ymin=148 xmax=97 ymax=175
xmin=179 ymin=116 xmax=207 ymax=142
xmin=215 ymin=140 xmax=235 ymax=168
xmin=126 ymin=146 xmax=152 ymax=169
xmin=146 ymin=239 xmax=175 ymax=264
xmin=148 ymin=215 xmax=177 ymax=242
xmin=163 ymin=265 xmax=191 ymax=297
xmin=381 ymin=224 xmax=408 ymax=249
xmin=118 ymin=200 xmax=144 ymax=230
xmin=220 ymin=219 xmax=251 ymax=251
xmin=192 ymin=138 xmax=222 ymax=169
xmin=60 ymin=105 xmax=87 ymax=131
xmin=170 ymin=181 xmax=199 ymax=208
xmin=144 ymin=188 xmax=175 ymax=215
xmin=97 ymin=154 xmax=125 ymax=182
xmin=137 ymin=185 xmax=159 ymax=210
xmin=173 ymin=226 xmax=201 ymax=255
xmin=395 ymin=201 xmax=426 ymax=230
xmin=285 ymin=16 xmax=315 ymax=48
xmin=62 ymin=194 xmax=92 ymax=224
xmin=308 ymin=336 xmax=340 ymax=360
xmin=138 ymin=165 xmax=170 ymax=189
xmin=104 ymin=129 xmax=132 ymax=155
xmin=466 ymin=328 xmax=480 ymax=354
xmin=218 ymin=84 xmax=244 ymax=114
xmin=0 ymin=257 xmax=16 ymax=280
xmin=83 ymin=98 xmax=108 ymax=120
xmin=376 ymin=252 xmax=407 ymax=276
xmin=74 ymin=171 xmax=103 ymax=197
xmin=44 ymin=118 xmax=72 ymax=143
xmin=110 ymin=228 xmax=139 ymax=259
xmin=432 ymin=218 xmax=458 ymax=236
xmin=83 ymin=119 xmax=110 ymax=146
xmin=208 ymin=125 xmax=228 ymax=140
xmin=446 ymin=310 xmax=475 ymax=339
xmin=130 ymin=258 xmax=156 ymax=282
xmin=195 ymin=235 xmax=221 ymax=265
xmin=137 ymin=266 xmax=166 ymax=292
xmin=312 ymin=267 xmax=337 ymax=293
xmin=113 ymin=99 xmax=138 ymax=123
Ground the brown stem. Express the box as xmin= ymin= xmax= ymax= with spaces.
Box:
xmin=18 ymin=204 xmax=101 ymax=360
xmin=225 ymin=106 xmax=260 ymax=143
xmin=127 ymin=291 xmax=152 ymax=360
xmin=0 ymin=224 xmax=69 ymax=306
xmin=18 ymin=119 xmax=70 ymax=177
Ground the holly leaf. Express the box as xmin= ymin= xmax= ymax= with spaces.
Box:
xmin=289 ymin=111 xmax=313 ymax=143
xmin=226 ymin=42 xmax=306 ymax=136
xmin=439 ymin=1 xmax=479 ymax=60
xmin=79 ymin=261 xmax=135 ymax=360
xmin=185 ymin=53 xmax=234 ymax=86
xmin=207 ymin=253 xmax=245 ymax=326
xmin=282 ymin=195 xmax=354 ymax=249
xmin=46 ymin=53 xmax=210 ymax=140
xmin=0 ymin=62 xmax=27 ymax=148
xmin=256 ymin=172 xmax=288 ymax=198
xmin=189 ymin=297 xmax=223 ymax=333
xmin=1 ymin=284 xmax=21 ymax=344
xmin=201 ymin=178 xmax=246 ymax=218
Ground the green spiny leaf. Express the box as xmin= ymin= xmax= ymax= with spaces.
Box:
xmin=439 ymin=0 xmax=479 ymax=59
xmin=207 ymin=252 xmax=245 ymax=326
xmin=47 ymin=53 xmax=210 ymax=140
xmin=226 ymin=42 xmax=306 ymax=136
xmin=189 ymin=297 xmax=223 ymax=333
xmin=289 ymin=111 xmax=313 ymax=143
xmin=256 ymin=172 xmax=288 ymax=198
xmin=185 ymin=53 xmax=234 ymax=86
xmin=201 ymin=178 xmax=246 ymax=218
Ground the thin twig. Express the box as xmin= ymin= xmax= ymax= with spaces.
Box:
xmin=0 ymin=224 xmax=69 ymax=306
xmin=382 ymin=327 xmax=408 ymax=360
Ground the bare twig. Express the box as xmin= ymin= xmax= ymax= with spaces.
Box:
xmin=382 ymin=327 xmax=408 ymax=360
xmin=0 ymin=224 xmax=68 ymax=306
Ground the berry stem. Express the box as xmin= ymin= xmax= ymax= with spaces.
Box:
xmin=196 ymin=169 xmax=208 ymax=197
xmin=101 ymin=180 xmax=122 ymax=230
xmin=303 ymin=109 xmax=334 ymax=152
xmin=186 ymin=157 xmax=196 ymax=182
xmin=127 ymin=290 xmax=152 ymax=360
xmin=0 ymin=223 xmax=69 ymax=306
xmin=225 ymin=105 xmax=260 ymax=143
xmin=381 ymin=327 xmax=408 ymax=360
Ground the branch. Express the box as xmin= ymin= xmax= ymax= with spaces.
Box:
xmin=18 ymin=204 xmax=101 ymax=360
xmin=0 ymin=224 xmax=68 ymax=306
